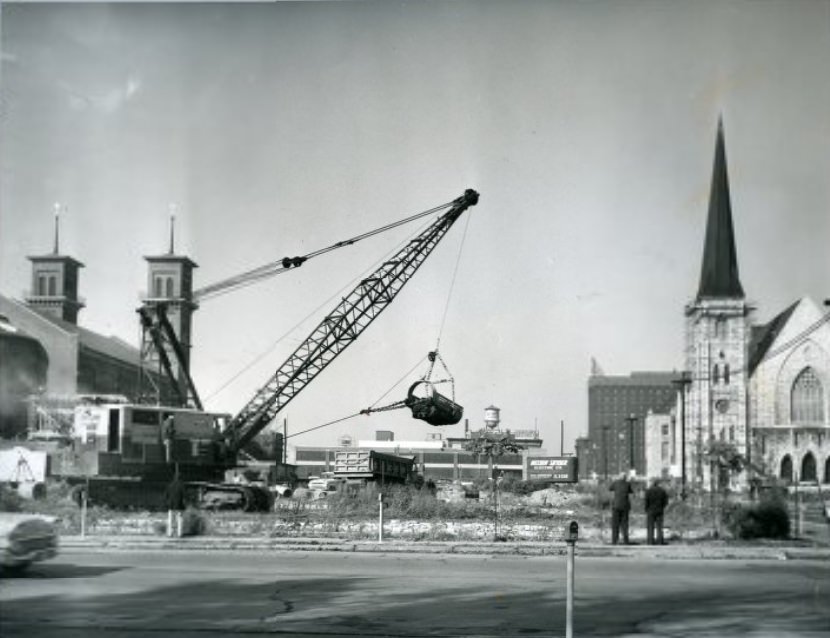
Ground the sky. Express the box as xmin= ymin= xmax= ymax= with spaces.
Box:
xmin=1 ymin=1 xmax=829 ymax=455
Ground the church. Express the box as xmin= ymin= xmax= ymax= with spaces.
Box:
xmin=646 ymin=120 xmax=830 ymax=489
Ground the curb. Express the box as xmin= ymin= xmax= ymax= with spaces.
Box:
xmin=58 ymin=535 xmax=830 ymax=560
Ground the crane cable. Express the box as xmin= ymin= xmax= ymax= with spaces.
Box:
xmin=282 ymin=354 xmax=431 ymax=441
xmin=202 ymin=216 xmax=438 ymax=403
xmin=434 ymin=208 xmax=473 ymax=353
xmin=361 ymin=213 xmax=474 ymax=416
xmin=194 ymin=200 xmax=456 ymax=301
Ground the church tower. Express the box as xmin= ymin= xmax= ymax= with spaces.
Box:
xmin=139 ymin=214 xmax=199 ymax=405
xmin=25 ymin=206 xmax=85 ymax=324
xmin=684 ymin=120 xmax=750 ymax=490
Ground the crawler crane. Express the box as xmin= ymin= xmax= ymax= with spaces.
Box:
xmin=59 ymin=190 xmax=479 ymax=510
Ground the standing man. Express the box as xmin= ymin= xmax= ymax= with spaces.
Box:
xmin=645 ymin=478 xmax=669 ymax=545
xmin=165 ymin=466 xmax=186 ymax=538
xmin=609 ymin=472 xmax=633 ymax=545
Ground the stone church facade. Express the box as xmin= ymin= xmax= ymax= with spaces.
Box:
xmin=647 ymin=121 xmax=829 ymax=488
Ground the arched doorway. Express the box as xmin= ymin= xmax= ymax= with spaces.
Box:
xmin=801 ymin=452 xmax=817 ymax=483
xmin=780 ymin=455 xmax=793 ymax=482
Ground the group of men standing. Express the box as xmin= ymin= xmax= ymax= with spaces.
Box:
xmin=609 ymin=474 xmax=670 ymax=545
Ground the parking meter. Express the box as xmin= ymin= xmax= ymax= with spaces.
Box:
xmin=565 ymin=520 xmax=578 ymax=638
xmin=566 ymin=520 xmax=579 ymax=544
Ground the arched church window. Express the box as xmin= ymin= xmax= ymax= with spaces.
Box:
xmin=165 ymin=277 xmax=174 ymax=298
xmin=791 ymin=367 xmax=824 ymax=424
xmin=801 ymin=452 xmax=817 ymax=483
xmin=780 ymin=455 xmax=793 ymax=482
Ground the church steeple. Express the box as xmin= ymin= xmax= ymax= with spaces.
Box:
xmin=697 ymin=118 xmax=744 ymax=300
xmin=684 ymin=118 xmax=750 ymax=494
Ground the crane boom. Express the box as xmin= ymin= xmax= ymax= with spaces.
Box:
xmin=222 ymin=189 xmax=479 ymax=452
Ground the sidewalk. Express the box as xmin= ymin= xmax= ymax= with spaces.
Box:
xmin=59 ymin=534 xmax=830 ymax=561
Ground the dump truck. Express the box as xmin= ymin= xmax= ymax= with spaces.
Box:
xmin=333 ymin=449 xmax=415 ymax=484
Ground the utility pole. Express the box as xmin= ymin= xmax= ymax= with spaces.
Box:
xmin=625 ymin=414 xmax=637 ymax=474
xmin=672 ymin=372 xmax=692 ymax=500
xmin=602 ymin=425 xmax=610 ymax=481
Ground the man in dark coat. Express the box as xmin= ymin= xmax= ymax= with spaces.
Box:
xmin=645 ymin=479 xmax=669 ymax=545
xmin=609 ymin=473 xmax=633 ymax=544
xmin=165 ymin=468 xmax=186 ymax=537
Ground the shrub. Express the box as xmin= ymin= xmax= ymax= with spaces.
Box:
xmin=181 ymin=508 xmax=208 ymax=537
xmin=500 ymin=477 xmax=537 ymax=495
xmin=0 ymin=484 xmax=24 ymax=512
xmin=724 ymin=500 xmax=790 ymax=540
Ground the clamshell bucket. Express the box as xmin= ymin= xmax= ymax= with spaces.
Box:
xmin=405 ymin=381 xmax=464 ymax=426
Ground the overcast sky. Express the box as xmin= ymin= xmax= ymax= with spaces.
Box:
xmin=1 ymin=1 xmax=828 ymax=453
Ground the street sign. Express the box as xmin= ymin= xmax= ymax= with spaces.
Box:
xmin=527 ymin=456 xmax=578 ymax=482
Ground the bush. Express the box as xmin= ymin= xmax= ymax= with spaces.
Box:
xmin=181 ymin=508 xmax=208 ymax=537
xmin=0 ymin=484 xmax=24 ymax=512
xmin=724 ymin=500 xmax=790 ymax=540
xmin=500 ymin=477 xmax=537 ymax=495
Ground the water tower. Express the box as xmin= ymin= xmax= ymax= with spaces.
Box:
xmin=484 ymin=405 xmax=501 ymax=430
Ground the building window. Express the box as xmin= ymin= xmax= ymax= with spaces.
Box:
xmin=165 ymin=277 xmax=174 ymax=298
xmin=154 ymin=277 xmax=163 ymax=298
xmin=825 ymin=457 xmax=830 ymax=484
xmin=791 ymin=367 xmax=824 ymax=424
xmin=661 ymin=424 xmax=669 ymax=436
xmin=713 ymin=364 xmax=720 ymax=385
xmin=801 ymin=452 xmax=817 ymax=483
xmin=661 ymin=441 xmax=669 ymax=462
xmin=48 ymin=276 xmax=56 ymax=296
xmin=724 ymin=364 xmax=730 ymax=385
xmin=780 ymin=455 xmax=793 ymax=483
xmin=37 ymin=275 xmax=47 ymax=296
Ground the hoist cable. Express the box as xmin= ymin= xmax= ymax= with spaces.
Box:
xmin=285 ymin=412 xmax=363 ymax=441
xmin=434 ymin=208 xmax=473 ymax=353
xmin=368 ymin=355 xmax=430 ymax=409
xmin=194 ymin=200 xmax=455 ymax=301
xmin=202 ymin=217 xmax=437 ymax=403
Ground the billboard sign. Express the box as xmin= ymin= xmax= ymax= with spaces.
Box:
xmin=526 ymin=456 xmax=578 ymax=482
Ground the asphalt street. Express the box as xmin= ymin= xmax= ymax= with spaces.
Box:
xmin=1 ymin=548 xmax=828 ymax=637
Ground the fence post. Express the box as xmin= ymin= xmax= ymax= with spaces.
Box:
xmin=80 ymin=486 xmax=88 ymax=538
xmin=378 ymin=492 xmax=384 ymax=543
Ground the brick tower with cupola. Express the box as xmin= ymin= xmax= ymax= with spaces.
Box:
xmin=25 ymin=208 xmax=85 ymax=324
xmin=139 ymin=216 xmax=199 ymax=405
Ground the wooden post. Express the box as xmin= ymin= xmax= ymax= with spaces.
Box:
xmin=378 ymin=493 xmax=384 ymax=543
xmin=80 ymin=486 xmax=88 ymax=539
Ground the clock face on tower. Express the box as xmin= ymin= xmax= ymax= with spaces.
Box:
xmin=715 ymin=399 xmax=730 ymax=414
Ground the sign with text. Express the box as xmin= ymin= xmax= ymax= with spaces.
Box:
xmin=526 ymin=456 xmax=578 ymax=482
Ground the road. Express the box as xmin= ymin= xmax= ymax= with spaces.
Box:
xmin=1 ymin=549 xmax=828 ymax=637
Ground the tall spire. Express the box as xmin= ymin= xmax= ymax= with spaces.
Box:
xmin=696 ymin=117 xmax=744 ymax=300
xmin=168 ymin=204 xmax=177 ymax=255
xmin=53 ymin=202 xmax=61 ymax=254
